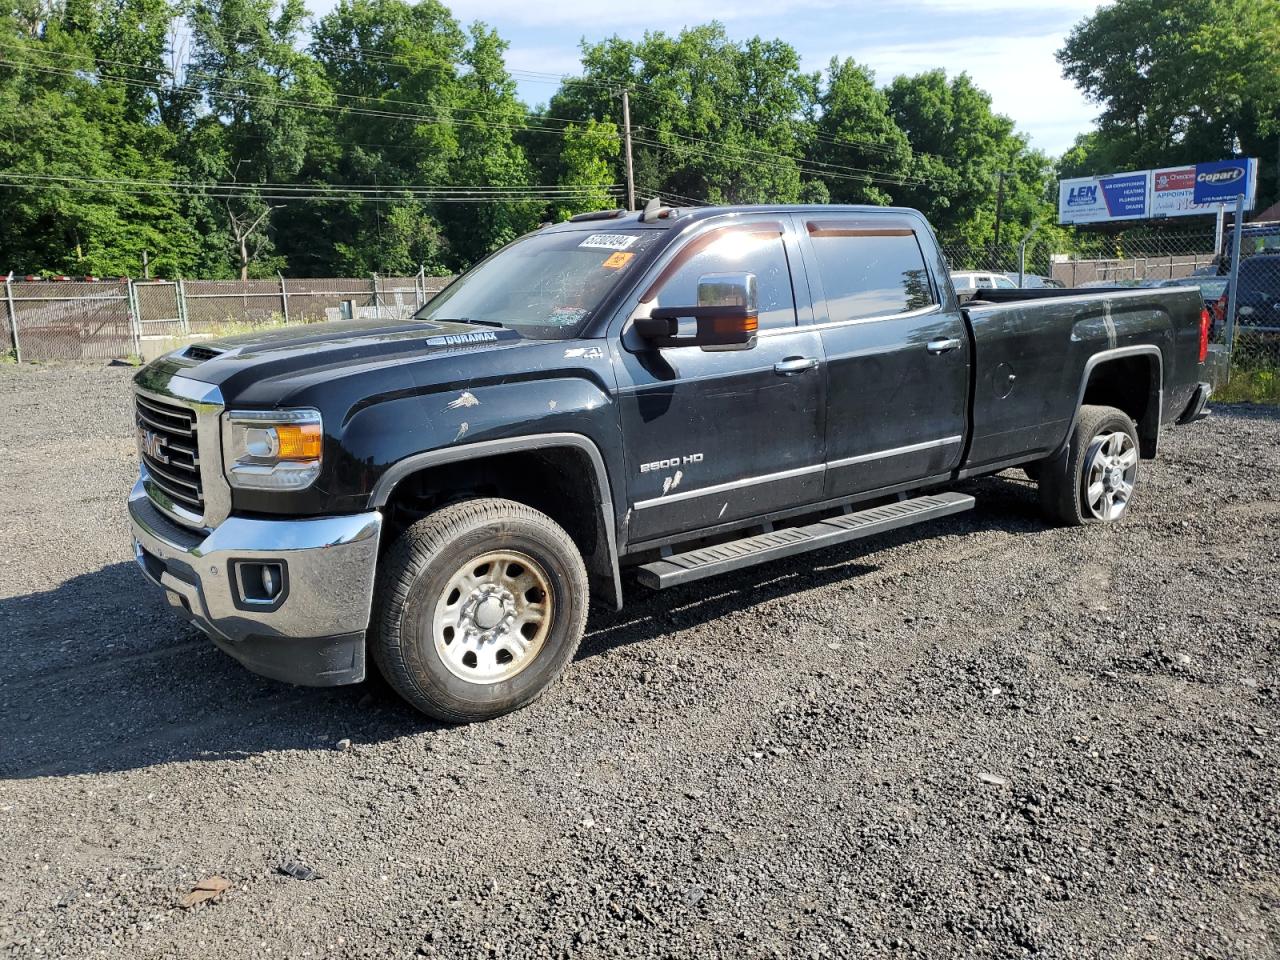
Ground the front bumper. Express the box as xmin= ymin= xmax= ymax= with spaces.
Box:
xmin=128 ymin=477 xmax=382 ymax=686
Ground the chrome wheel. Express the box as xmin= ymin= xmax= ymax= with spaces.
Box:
xmin=432 ymin=550 xmax=553 ymax=684
xmin=1083 ymin=430 xmax=1138 ymax=521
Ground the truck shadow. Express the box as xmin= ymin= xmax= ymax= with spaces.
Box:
xmin=0 ymin=473 xmax=1041 ymax=781
xmin=580 ymin=471 xmax=1044 ymax=660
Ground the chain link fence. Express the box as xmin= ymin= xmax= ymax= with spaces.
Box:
xmin=2 ymin=271 xmax=455 ymax=363
xmin=942 ymin=223 xmax=1280 ymax=402
xmin=6 ymin=230 xmax=1279 ymax=403
xmin=1221 ymin=221 xmax=1280 ymax=400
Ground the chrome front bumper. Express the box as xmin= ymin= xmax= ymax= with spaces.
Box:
xmin=128 ymin=478 xmax=382 ymax=686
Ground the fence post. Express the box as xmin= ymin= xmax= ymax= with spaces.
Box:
xmin=127 ymin=279 xmax=142 ymax=356
xmin=278 ymin=271 xmax=290 ymax=324
xmin=4 ymin=273 xmax=21 ymax=363
xmin=371 ymin=273 xmax=380 ymax=315
xmin=1223 ymin=193 xmax=1245 ymax=365
xmin=177 ymin=278 xmax=189 ymax=334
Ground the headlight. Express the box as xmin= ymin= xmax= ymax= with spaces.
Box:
xmin=222 ymin=409 xmax=323 ymax=490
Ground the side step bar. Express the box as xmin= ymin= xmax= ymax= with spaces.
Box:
xmin=636 ymin=491 xmax=975 ymax=589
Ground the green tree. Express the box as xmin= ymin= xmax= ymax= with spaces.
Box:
xmin=187 ymin=0 xmax=332 ymax=278
xmin=886 ymin=69 xmax=1052 ymax=248
xmin=0 ymin=0 xmax=197 ymax=275
xmin=295 ymin=0 xmax=464 ymax=275
xmin=549 ymin=118 xmax=619 ymax=222
xmin=1058 ymin=0 xmax=1280 ymax=205
xmin=547 ymin=24 xmax=817 ymax=206
xmin=812 ymin=58 xmax=912 ymax=205
xmin=433 ymin=23 xmax=542 ymax=267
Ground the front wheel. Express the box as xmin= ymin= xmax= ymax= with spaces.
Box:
xmin=1038 ymin=404 xmax=1140 ymax=526
xmin=371 ymin=498 xmax=589 ymax=723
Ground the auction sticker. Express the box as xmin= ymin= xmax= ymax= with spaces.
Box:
xmin=579 ymin=234 xmax=637 ymax=251
xmin=602 ymin=251 xmax=634 ymax=269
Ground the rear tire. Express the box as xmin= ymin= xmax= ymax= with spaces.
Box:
xmin=371 ymin=498 xmax=589 ymax=723
xmin=1038 ymin=404 xmax=1140 ymax=526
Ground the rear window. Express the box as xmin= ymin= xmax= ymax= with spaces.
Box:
xmin=807 ymin=226 xmax=936 ymax=321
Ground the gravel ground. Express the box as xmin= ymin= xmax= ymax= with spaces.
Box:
xmin=1 ymin=362 xmax=1278 ymax=959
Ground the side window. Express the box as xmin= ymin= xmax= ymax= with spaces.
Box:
xmin=994 ymin=275 xmax=1018 ymax=289
xmin=806 ymin=225 xmax=937 ymax=322
xmin=647 ymin=225 xmax=797 ymax=330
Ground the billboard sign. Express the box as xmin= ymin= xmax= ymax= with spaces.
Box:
xmin=1058 ymin=172 xmax=1149 ymax=224
xmin=1059 ymin=159 xmax=1258 ymax=224
xmin=1151 ymin=166 xmax=1198 ymax=218
xmin=1192 ymin=158 xmax=1256 ymax=205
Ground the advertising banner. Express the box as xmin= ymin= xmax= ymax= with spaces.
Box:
xmin=1191 ymin=158 xmax=1257 ymax=206
xmin=1059 ymin=158 xmax=1257 ymax=224
xmin=1058 ymin=172 xmax=1149 ymax=224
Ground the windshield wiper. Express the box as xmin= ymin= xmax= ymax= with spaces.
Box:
xmin=430 ymin=317 xmax=506 ymax=328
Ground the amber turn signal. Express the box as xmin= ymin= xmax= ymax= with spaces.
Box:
xmin=276 ymin=423 xmax=323 ymax=461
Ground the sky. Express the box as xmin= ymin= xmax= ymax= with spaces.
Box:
xmin=425 ymin=0 xmax=1107 ymax=158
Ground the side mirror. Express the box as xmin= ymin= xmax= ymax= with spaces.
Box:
xmin=634 ymin=272 xmax=759 ymax=351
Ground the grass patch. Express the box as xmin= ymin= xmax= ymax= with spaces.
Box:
xmin=1218 ymin=356 xmax=1280 ymax=404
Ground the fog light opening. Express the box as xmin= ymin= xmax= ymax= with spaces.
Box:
xmin=233 ymin=560 xmax=288 ymax=607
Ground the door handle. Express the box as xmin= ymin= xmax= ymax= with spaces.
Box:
xmin=773 ymin=356 xmax=819 ymax=376
xmin=926 ymin=338 xmax=961 ymax=354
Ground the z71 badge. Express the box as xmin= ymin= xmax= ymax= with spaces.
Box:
xmin=640 ymin=453 xmax=703 ymax=473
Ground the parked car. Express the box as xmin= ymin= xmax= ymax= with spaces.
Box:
xmin=1212 ymin=254 xmax=1280 ymax=338
xmin=1000 ymin=273 xmax=1063 ymax=289
xmin=950 ymin=270 xmax=1018 ymax=299
xmin=1147 ymin=276 xmax=1229 ymax=313
xmin=1079 ymin=278 xmax=1146 ymax=288
xmin=128 ymin=203 xmax=1212 ymax=722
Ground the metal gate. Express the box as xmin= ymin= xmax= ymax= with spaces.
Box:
xmin=132 ymin=281 xmax=186 ymax=341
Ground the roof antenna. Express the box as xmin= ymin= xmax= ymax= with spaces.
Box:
xmin=640 ymin=195 xmax=663 ymax=223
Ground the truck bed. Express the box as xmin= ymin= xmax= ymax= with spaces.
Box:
xmin=959 ymin=286 xmax=1204 ymax=474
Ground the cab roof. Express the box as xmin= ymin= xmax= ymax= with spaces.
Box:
xmin=543 ymin=203 xmax=928 ymax=233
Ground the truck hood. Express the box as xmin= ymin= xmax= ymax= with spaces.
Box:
xmin=164 ymin=317 xmax=533 ymax=397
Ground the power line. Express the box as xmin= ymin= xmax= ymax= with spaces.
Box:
xmin=630 ymin=135 xmax=921 ymax=191
xmin=633 ymin=124 xmax=935 ymax=187
xmin=0 ymin=171 xmax=623 ymax=203
xmin=0 ymin=171 xmax=620 ymax=192
xmin=0 ymin=54 xmax=616 ymax=141
xmin=5 ymin=34 xmax=935 ymax=180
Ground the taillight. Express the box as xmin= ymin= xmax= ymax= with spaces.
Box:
xmin=1199 ymin=307 xmax=1211 ymax=363
xmin=1213 ymin=292 xmax=1227 ymax=323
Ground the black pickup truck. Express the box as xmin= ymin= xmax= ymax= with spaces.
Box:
xmin=128 ymin=203 xmax=1212 ymax=721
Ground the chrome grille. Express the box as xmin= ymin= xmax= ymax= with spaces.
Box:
xmin=135 ymin=393 xmax=204 ymax=516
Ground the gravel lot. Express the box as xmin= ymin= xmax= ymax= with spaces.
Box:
xmin=1 ymin=362 xmax=1278 ymax=959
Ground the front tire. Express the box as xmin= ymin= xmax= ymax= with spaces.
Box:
xmin=371 ymin=498 xmax=589 ymax=723
xmin=1038 ymin=404 xmax=1140 ymax=526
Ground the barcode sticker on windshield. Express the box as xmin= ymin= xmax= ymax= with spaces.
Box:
xmin=579 ymin=234 xmax=637 ymax=251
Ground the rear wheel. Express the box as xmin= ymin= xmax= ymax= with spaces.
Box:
xmin=1038 ymin=404 xmax=1140 ymax=526
xmin=371 ymin=498 xmax=589 ymax=723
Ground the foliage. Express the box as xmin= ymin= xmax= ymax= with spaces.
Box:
xmin=812 ymin=58 xmax=911 ymax=206
xmin=0 ymin=0 xmax=1152 ymax=277
xmin=1057 ymin=0 xmax=1280 ymax=207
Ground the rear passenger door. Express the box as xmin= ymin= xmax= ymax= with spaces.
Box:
xmin=796 ymin=213 xmax=970 ymax=498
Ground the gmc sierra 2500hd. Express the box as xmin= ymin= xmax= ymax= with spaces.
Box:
xmin=128 ymin=202 xmax=1212 ymax=722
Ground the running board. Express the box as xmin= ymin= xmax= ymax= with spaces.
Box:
xmin=636 ymin=491 xmax=975 ymax=589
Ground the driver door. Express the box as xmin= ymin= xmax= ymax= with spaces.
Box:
xmin=610 ymin=217 xmax=826 ymax=546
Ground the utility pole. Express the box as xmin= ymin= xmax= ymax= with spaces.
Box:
xmin=621 ymin=88 xmax=636 ymax=211
xmin=993 ymin=171 xmax=1007 ymax=252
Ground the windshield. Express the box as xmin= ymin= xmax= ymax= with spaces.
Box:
xmin=415 ymin=228 xmax=661 ymax=339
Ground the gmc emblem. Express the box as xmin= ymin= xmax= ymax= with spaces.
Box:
xmin=139 ymin=426 xmax=169 ymax=464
